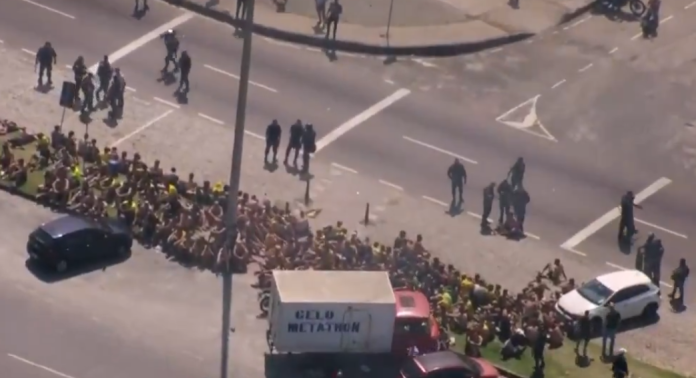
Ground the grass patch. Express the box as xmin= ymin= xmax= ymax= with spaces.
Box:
xmin=451 ymin=334 xmax=686 ymax=378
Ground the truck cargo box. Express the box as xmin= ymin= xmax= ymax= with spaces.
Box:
xmin=268 ymin=270 xmax=397 ymax=354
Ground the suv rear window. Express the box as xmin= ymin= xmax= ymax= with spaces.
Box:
xmin=30 ymin=228 xmax=55 ymax=248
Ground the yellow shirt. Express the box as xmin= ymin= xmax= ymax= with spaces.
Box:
xmin=168 ymin=184 xmax=177 ymax=195
xmin=461 ymin=278 xmax=474 ymax=293
xmin=439 ymin=292 xmax=453 ymax=310
xmin=213 ymin=182 xmax=224 ymax=193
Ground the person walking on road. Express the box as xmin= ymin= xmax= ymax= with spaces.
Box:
xmin=574 ymin=310 xmax=591 ymax=358
xmin=325 ymin=0 xmax=342 ymax=41
xmin=160 ymin=29 xmax=180 ymax=73
xmin=481 ymin=182 xmax=495 ymax=227
xmin=301 ymin=124 xmax=317 ymax=174
xmin=80 ymin=73 xmax=96 ymax=114
xmin=497 ymin=179 xmax=512 ymax=225
xmin=508 ymin=157 xmax=525 ymax=189
xmin=618 ymin=191 xmax=642 ymax=241
xmin=447 ymin=159 xmax=467 ymax=205
xmin=35 ymin=42 xmax=57 ymax=87
xmin=284 ymin=120 xmax=304 ymax=166
xmin=177 ymin=51 xmax=192 ymax=93
xmin=134 ymin=0 xmax=149 ymax=14
xmin=644 ymin=238 xmax=664 ymax=285
xmin=265 ymin=120 xmax=282 ymax=164
xmin=602 ymin=303 xmax=621 ymax=358
xmin=670 ymin=258 xmax=689 ymax=305
xmin=108 ymin=68 xmax=126 ymax=119
xmin=72 ymin=56 xmax=88 ymax=102
xmin=315 ymin=0 xmax=327 ymax=28
xmin=96 ymin=55 xmax=112 ymax=103
xmin=512 ymin=185 xmax=530 ymax=233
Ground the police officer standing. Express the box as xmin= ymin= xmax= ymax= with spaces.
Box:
xmin=447 ymin=159 xmax=467 ymax=205
xmin=284 ymin=120 xmax=304 ymax=166
xmin=177 ymin=51 xmax=192 ymax=93
xmin=134 ymin=0 xmax=149 ymax=13
xmin=80 ymin=73 xmax=96 ymax=114
xmin=644 ymin=238 xmax=664 ymax=285
xmin=35 ymin=42 xmax=57 ymax=87
xmin=618 ymin=191 xmax=642 ymax=241
xmin=508 ymin=157 xmax=525 ymax=189
xmin=636 ymin=233 xmax=655 ymax=272
xmin=497 ymin=179 xmax=512 ymax=225
xmin=481 ymin=182 xmax=495 ymax=227
xmin=72 ymin=56 xmax=87 ymax=102
xmin=108 ymin=68 xmax=126 ymax=119
xmin=301 ymin=124 xmax=317 ymax=173
xmin=95 ymin=55 xmax=112 ymax=103
xmin=512 ymin=185 xmax=530 ymax=233
xmin=161 ymin=29 xmax=180 ymax=73
xmin=265 ymin=119 xmax=282 ymax=164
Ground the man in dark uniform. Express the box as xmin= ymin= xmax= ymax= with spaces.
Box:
xmin=618 ymin=191 xmax=642 ymax=241
xmin=284 ymin=120 xmax=304 ymax=166
xmin=512 ymin=185 xmax=530 ymax=233
xmin=508 ymin=157 xmax=525 ymax=189
xmin=72 ymin=56 xmax=88 ymax=102
xmin=497 ymin=179 xmax=512 ymax=225
xmin=177 ymin=51 xmax=192 ymax=93
xmin=95 ymin=55 xmax=112 ymax=103
xmin=644 ymin=238 xmax=664 ymax=285
xmin=265 ymin=119 xmax=282 ymax=164
xmin=447 ymin=158 xmax=467 ymax=205
xmin=80 ymin=73 xmax=96 ymax=114
xmin=325 ymin=0 xmax=343 ymax=41
xmin=481 ymin=182 xmax=495 ymax=227
xmin=636 ymin=233 xmax=655 ymax=272
xmin=35 ymin=42 xmax=57 ymax=86
xmin=160 ymin=29 xmax=180 ymax=73
xmin=134 ymin=0 xmax=149 ymax=13
xmin=301 ymin=124 xmax=316 ymax=173
xmin=108 ymin=68 xmax=126 ymax=119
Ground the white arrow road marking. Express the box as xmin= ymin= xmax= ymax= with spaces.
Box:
xmin=495 ymin=95 xmax=556 ymax=142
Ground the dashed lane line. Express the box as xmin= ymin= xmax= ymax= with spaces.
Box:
xmin=551 ymin=79 xmax=566 ymax=89
xmin=198 ymin=113 xmax=225 ymax=125
xmin=331 ymin=162 xmax=358 ymax=174
xmin=578 ymin=63 xmax=593 ymax=73
xmin=8 ymin=353 xmax=78 ymax=378
xmin=634 ymin=218 xmax=688 ymax=239
xmin=21 ymin=0 xmax=76 ymax=19
xmin=378 ymin=179 xmax=404 ymax=191
xmin=402 ymin=136 xmax=479 ymax=165
xmin=153 ymin=97 xmax=180 ymax=109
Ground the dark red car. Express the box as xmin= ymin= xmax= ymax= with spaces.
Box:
xmin=399 ymin=350 xmax=500 ymax=378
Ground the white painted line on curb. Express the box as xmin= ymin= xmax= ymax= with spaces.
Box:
xmin=244 ymin=130 xmax=264 ymax=140
xmin=331 ymin=162 xmax=358 ymax=174
xmin=89 ymin=13 xmax=195 ymax=73
xmin=110 ymin=110 xmax=174 ymax=147
xmin=21 ymin=48 xmax=35 ymax=56
xmin=198 ymin=113 xmax=225 ymax=125
xmin=578 ymin=63 xmax=593 ymax=73
xmin=315 ymin=89 xmax=411 ymax=153
xmin=560 ymin=177 xmax=672 ymax=249
xmin=204 ymin=64 xmax=278 ymax=93
xmin=551 ymin=79 xmax=566 ymax=89
xmin=402 ymin=136 xmax=479 ymax=165
xmin=609 ymin=47 xmax=619 ymax=54
xmin=153 ymin=97 xmax=180 ymax=109
xmin=634 ymin=218 xmax=687 ymax=239
xmin=21 ymin=0 xmax=75 ymax=19
xmin=378 ymin=179 xmax=404 ymax=191
xmin=8 ymin=354 xmax=78 ymax=378
xmin=422 ymin=196 xmax=448 ymax=207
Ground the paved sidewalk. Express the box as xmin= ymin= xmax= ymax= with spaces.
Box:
xmin=167 ymin=0 xmax=594 ymax=49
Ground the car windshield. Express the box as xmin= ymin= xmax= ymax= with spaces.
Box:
xmin=395 ymin=318 xmax=431 ymax=336
xmin=576 ymin=279 xmax=615 ymax=305
xmin=400 ymin=359 xmax=424 ymax=378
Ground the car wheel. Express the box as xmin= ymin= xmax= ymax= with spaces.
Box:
xmin=642 ymin=303 xmax=659 ymax=318
xmin=591 ymin=317 xmax=603 ymax=334
xmin=56 ymin=260 xmax=68 ymax=273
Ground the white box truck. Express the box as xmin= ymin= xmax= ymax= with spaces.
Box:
xmin=267 ymin=270 xmax=398 ymax=354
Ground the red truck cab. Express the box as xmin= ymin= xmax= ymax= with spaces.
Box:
xmin=391 ymin=289 xmax=441 ymax=355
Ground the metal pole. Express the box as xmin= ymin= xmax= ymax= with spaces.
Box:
xmin=385 ymin=0 xmax=395 ymax=46
xmin=221 ymin=0 xmax=255 ymax=377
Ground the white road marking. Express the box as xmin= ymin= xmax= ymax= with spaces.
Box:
xmin=306 ymin=47 xmax=322 ymax=53
xmin=21 ymin=0 xmax=75 ymax=19
xmin=570 ymin=16 xmax=592 ymax=28
xmin=198 ymin=113 xmax=225 ymax=125
xmin=561 ymin=246 xmax=587 ymax=257
xmin=422 ymin=196 xmax=449 ymax=207
xmin=262 ymin=37 xmax=301 ymax=50
xmin=203 ymin=64 xmax=278 ymax=93
xmin=133 ymin=97 xmax=151 ymax=105
xmin=244 ymin=130 xmax=264 ymax=140
xmin=378 ymin=179 xmax=404 ymax=191
xmin=495 ymin=95 xmax=557 ymax=142
xmin=578 ymin=63 xmax=593 ymax=72
xmin=609 ymin=47 xmax=619 ymax=54
xmin=21 ymin=48 xmax=35 ymax=56
xmin=402 ymin=135 xmax=478 ymax=164
xmin=604 ymin=262 xmax=673 ymax=287
xmin=331 ymin=162 xmax=358 ymax=174
xmin=110 ymin=110 xmax=174 ymax=147
xmin=8 ymin=354 xmax=77 ymax=378
xmin=412 ymin=58 xmax=438 ymax=68
xmin=631 ymin=32 xmax=643 ymax=40
xmin=686 ymin=1 xmax=696 ymax=9
xmin=660 ymin=15 xmax=674 ymax=24
xmin=384 ymin=79 xmax=395 ymax=85
xmin=64 ymin=64 xmax=71 ymax=69
xmin=560 ymin=177 xmax=672 ymax=249
xmin=490 ymin=48 xmax=503 ymax=53
xmin=551 ymin=79 xmax=566 ymax=89
xmin=314 ymin=89 xmax=411 ymax=153
xmin=634 ymin=218 xmax=687 ymax=239
xmin=153 ymin=97 xmax=180 ymax=109
xmin=126 ymin=86 xmax=137 ymax=92
xmin=88 ymin=13 xmax=195 ymax=73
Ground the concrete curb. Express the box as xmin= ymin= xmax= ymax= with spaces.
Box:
xmin=163 ymin=0 xmax=534 ymax=57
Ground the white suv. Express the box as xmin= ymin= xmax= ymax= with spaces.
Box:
xmin=556 ymin=270 xmax=660 ymax=330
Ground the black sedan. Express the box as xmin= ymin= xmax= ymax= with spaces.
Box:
xmin=27 ymin=214 xmax=133 ymax=272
